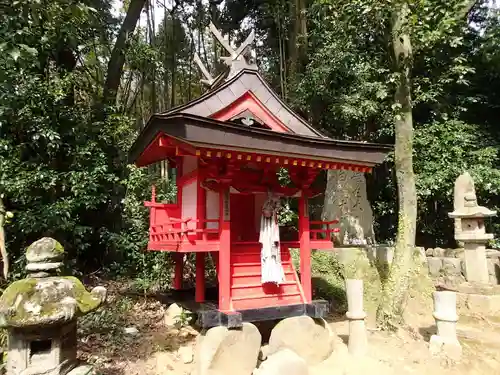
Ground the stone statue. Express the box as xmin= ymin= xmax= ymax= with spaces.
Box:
xmin=0 ymin=237 xmax=106 ymax=375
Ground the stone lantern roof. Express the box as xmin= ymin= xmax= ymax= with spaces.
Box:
xmin=0 ymin=237 xmax=106 ymax=329
xmin=448 ymin=192 xmax=497 ymax=219
xmin=448 ymin=173 xmax=497 ymax=220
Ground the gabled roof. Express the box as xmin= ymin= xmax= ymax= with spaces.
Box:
xmin=129 ymin=113 xmax=392 ymax=168
xmin=161 ymin=69 xmax=323 ymax=137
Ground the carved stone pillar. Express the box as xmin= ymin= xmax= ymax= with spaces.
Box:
xmin=345 ymin=279 xmax=367 ymax=356
xmin=429 ymin=291 xmax=461 ymax=359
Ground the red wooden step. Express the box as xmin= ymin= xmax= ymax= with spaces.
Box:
xmin=231 ymin=283 xmax=300 ymax=298
xmin=230 ymin=264 xmax=295 ymax=277
xmin=231 ymin=252 xmax=291 ymax=263
xmin=228 ymin=246 xmax=305 ymax=311
xmin=232 ymin=293 xmax=303 ymax=310
xmin=231 ymin=272 xmax=296 ymax=286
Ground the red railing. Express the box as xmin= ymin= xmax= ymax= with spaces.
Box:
xmin=310 ymin=220 xmax=340 ymax=241
xmin=150 ymin=218 xmax=220 ymax=244
xmin=193 ymin=219 xmax=220 ymax=242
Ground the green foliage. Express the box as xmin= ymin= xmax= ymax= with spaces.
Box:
xmin=105 ymin=165 xmax=176 ymax=291
xmin=0 ymin=66 xmax=131 ymax=269
xmin=285 ymin=0 xmax=500 ymax=246
xmin=414 ymin=120 xmax=500 ymax=246
xmin=0 ymin=0 xmax=177 ymax=285
xmin=291 ymin=249 xmax=346 ymax=310
xmin=174 ymin=308 xmax=195 ymax=328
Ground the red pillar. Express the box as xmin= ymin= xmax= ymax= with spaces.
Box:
xmin=218 ymin=188 xmax=231 ymax=311
xmin=173 ymin=253 xmax=184 ymax=290
xmin=298 ymin=193 xmax=312 ymax=302
xmin=195 ymin=179 xmax=207 ymax=303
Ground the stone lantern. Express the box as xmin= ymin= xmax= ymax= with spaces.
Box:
xmin=449 ymin=172 xmax=497 ymax=284
xmin=0 ymin=237 xmax=107 ymax=375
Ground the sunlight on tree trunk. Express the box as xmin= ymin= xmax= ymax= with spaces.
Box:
xmin=103 ymin=0 xmax=146 ymax=106
xmin=0 ymin=196 xmax=8 ymax=279
xmin=376 ymin=1 xmax=417 ymax=330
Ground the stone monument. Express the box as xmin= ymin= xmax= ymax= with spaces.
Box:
xmin=448 ymin=172 xmax=496 ymax=284
xmin=0 ymin=237 xmax=107 ymax=375
xmin=443 ymin=172 xmax=500 ymax=315
xmin=429 ymin=290 xmax=461 ymax=360
xmin=345 ymin=279 xmax=367 ymax=356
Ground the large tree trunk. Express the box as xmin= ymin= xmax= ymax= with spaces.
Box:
xmin=288 ymin=0 xmax=307 ymax=78
xmin=147 ymin=0 xmax=157 ymax=113
xmin=0 ymin=196 xmax=8 ymax=279
xmin=376 ymin=2 xmax=417 ymax=330
xmin=103 ymin=0 xmax=146 ymax=106
xmin=322 ymin=170 xmax=375 ymax=245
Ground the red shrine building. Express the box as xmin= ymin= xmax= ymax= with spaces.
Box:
xmin=129 ymin=23 xmax=392 ymax=327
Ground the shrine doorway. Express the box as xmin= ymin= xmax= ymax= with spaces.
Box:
xmin=230 ymin=193 xmax=257 ymax=242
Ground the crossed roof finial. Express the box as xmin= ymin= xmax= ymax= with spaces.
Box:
xmin=193 ymin=22 xmax=257 ymax=87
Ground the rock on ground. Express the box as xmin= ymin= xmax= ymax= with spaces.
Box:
xmin=268 ymin=316 xmax=337 ymax=365
xmin=164 ymin=303 xmax=184 ymax=327
xmin=178 ymin=345 xmax=194 ymax=364
xmin=254 ymin=348 xmax=308 ymax=375
xmin=194 ymin=323 xmax=261 ymax=375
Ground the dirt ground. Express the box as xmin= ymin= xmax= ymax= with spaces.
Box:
xmin=78 ymin=281 xmax=500 ymax=375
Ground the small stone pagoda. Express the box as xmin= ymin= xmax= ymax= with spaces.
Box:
xmin=449 ymin=172 xmax=497 ymax=284
xmin=0 ymin=237 xmax=107 ymax=375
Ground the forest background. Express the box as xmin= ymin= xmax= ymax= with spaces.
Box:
xmin=0 ymin=0 xmax=499 ymax=292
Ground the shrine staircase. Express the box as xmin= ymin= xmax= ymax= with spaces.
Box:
xmin=228 ymin=243 xmax=305 ymax=311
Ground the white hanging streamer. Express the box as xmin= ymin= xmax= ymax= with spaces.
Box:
xmin=259 ymin=192 xmax=285 ymax=285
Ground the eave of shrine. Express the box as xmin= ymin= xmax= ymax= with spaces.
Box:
xmin=159 ymin=69 xmax=322 ymax=137
xmin=129 ymin=113 xmax=392 ymax=171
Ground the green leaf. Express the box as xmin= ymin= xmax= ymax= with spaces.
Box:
xmin=19 ymin=44 xmax=38 ymax=56
xmin=9 ymin=48 xmax=20 ymax=61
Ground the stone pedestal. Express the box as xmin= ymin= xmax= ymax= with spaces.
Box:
xmin=345 ymin=279 xmax=367 ymax=356
xmin=463 ymin=243 xmax=489 ymax=284
xmin=429 ymin=291 xmax=461 ymax=360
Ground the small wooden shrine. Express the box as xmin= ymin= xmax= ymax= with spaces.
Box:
xmin=129 ymin=23 xmax=392 ymax=327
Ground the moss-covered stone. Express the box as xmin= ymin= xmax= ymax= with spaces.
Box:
xmin=26 ymin=237 xmax=65 ymax=264
xmin=0 ymin=276 xmax=104 ymax=328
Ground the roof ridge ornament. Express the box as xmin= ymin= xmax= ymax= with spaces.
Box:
xmin=194 ymin=22 xmax=258 ymax=86
xmin=193 ymin=52 xmax=214 ymax=86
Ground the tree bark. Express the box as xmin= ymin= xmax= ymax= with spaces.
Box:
xmin=376 ymin=2 xmax=417 ymax=330
xmin=289 ymin=0 xmax=308 ymax=78
xmin=0 ymin=196 xmax=8 ymax=279
xmin=147 ymin=0 xmax=157 ymax=113
xmin=322 ymin=170 xmax=375 ymax=246
xmin=103 ymin=0 xmax=146 ymax=106
xmin=288 ymin=0 xmax=298 ymax=77
xmin=277 ymin=14 xmax=286 ymax=98
xmin=169 ymin=1 xmax=181 ymax=108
